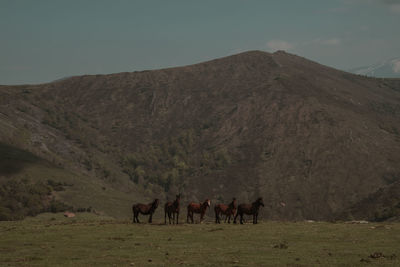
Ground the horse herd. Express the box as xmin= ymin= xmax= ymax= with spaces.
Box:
xmin=132 ymin=194 xmax=265 ymax=225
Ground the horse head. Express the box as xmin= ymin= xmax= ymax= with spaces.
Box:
xmin=174 ymin=194 xmax=181 ymax=208
xmin=257 ymin=197 xmax=264 ymax=207
xmin=232 ymin=198 xmax=237 ymax=207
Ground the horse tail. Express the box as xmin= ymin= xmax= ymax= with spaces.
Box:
xmin=187 ymin=205 xmax=190 ymax=223
xmin=132 ymin=204 xmax=138 ymax=223
xmin=214 ymin=205 xmax=219 ymax=223
xmin=164 ymin=203 xmax=167 ymax=224
xmin=233 ymin=207 xmax=240 ymax=224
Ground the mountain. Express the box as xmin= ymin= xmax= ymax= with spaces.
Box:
xmin=349 ymin=57 xmax=400 ymax=78
xmin=1 ymin=50 xmax=400 ymax=221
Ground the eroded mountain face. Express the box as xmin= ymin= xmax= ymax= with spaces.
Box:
xmin=1 ymin=50 xmax=400 ymax=220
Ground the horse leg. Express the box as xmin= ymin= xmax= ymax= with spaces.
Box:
xmin=176 ymin=212 xmax=179 ymax=224
xmin=215 ymin=210 xmax=219 ymax=224
xmin=164 ymin=210 xmax=167 ymax=224
xmin=240 ymin=213 xmax=244 ymax=224
xmin=233 ymin=213 xmax=238 ymax=224
xmin=149 ymin=212 xmax=153 ymax=223
xmin=227 ymin=214 xmax=231 ymax=224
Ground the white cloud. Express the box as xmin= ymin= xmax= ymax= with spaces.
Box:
xmin=393 ymin=60 xmax=400 ymax=73
xmin=389 ymin=3 xmax=400 ymax=13
xmin=266 ymin=40 xmax=294 ymax=51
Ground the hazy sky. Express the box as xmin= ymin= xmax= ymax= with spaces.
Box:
xmin=1 ymin=0 xmax=400 ymax=85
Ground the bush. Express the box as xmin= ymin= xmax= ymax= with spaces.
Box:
xmin=0 ymin=179 xmax=71 ymax=221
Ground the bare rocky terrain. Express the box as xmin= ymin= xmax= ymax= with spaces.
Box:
xmin=1 ymin=50 xmax=400 ymax=221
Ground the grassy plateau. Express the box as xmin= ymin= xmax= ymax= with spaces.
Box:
xmin=0 ymin=213 xmax=399 ymax=266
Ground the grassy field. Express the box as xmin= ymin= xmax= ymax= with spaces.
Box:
xmin=0 ymin=213 xmax=399 ymax=266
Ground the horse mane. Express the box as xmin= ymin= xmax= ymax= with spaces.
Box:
xmin=202 ymin=199 xmax=210 ymax=209
xmin=151 ymin=199 xmax=159 ymax=210
xmin=252 ymin=197 xmax=263 ymax=207
xmin=229 ymin=198 xmax=237 ymax=209
xmin=172 ymin=194 xmax=181 ymax=209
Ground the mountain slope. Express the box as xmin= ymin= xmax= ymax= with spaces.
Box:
xmin=1 ymin=50 xmax=400 ymax=220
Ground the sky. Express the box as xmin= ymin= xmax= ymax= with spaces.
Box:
xmin=1 ymin=0 xmax=400 ymax=85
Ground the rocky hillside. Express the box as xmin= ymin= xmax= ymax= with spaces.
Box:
xmin=1 ymin=51 xmax=400 ymax=221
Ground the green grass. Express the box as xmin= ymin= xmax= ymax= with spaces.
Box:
xmin=0 ymin=214 xmax=399 ymax=266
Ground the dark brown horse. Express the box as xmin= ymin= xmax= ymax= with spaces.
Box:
xmin=164 ymin=194 xmax=181 ymax=224
xmin=132 ymin=199 xmax=159 ymax=223
xmin=187 ymin=199 xmax=211 ymax=223
xmin=214 ymin=198 xmax=237 ymax=224
xmin=234 ymin=197 xmax=264 ymax=224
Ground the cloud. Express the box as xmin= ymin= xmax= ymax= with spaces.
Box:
xmin=388 ymin=3 xmax=400 ymax=13
xmin=266 ymin=40 xmax=294 ymax=51
xmin=393 ymin=60 xmax=400 ymax=73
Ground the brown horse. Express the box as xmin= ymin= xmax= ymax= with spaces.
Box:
xmin=187 ymin=199 xmax=211 ymax=223
xmin=164 ymin=194 xmax=181 ymax=224
xmin=234 ymin=197 xmax=264 ymax=224
xmin=132 ymin=199 xmax=159 ymax=223
xmin=214 ymin=198 xmax=237 ymax=224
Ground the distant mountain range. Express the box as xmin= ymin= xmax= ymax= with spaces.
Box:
xmin=349 ymin=57 xmax=400 ymax=78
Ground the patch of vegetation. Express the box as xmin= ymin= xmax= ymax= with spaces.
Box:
xmin=121 ymin=129 xmax=232 ymax=192
xmin=0 ymin=179 xmax=72 ymax=221
xmin=369 ymin=101 xmax=400 ymax=116
xmin=374 ymin=206 xmax=400 ymax=222
xmin=381 ymin=80 xmax=400 ymax=93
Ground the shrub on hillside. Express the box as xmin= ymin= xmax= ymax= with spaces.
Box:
xmin=0 ymin=179 xmax=71 ymax=221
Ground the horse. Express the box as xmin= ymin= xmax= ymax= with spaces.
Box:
xmin=214 ymin=198 xmax=237 ymax=224
xmin=132 ymin=199 xmax=159 ymax=223
xmin=187 ymin=199 xmax=211 ymax=224
xmin=234 ymin=197 xmax=264 ymax=224
xmin=164 ymin=194 xmax=181 ymax=224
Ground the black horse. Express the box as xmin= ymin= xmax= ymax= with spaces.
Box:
xmin=132 ymin=199 xmax=159 ymax=223
xmin=234 ymin=197 xmax=264 ymax=224
xmin=164 ymin=194 xmax=181 ymax=224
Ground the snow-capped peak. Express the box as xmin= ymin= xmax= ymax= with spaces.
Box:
xmin=349 ymin=57 xmax=400 ymax=78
